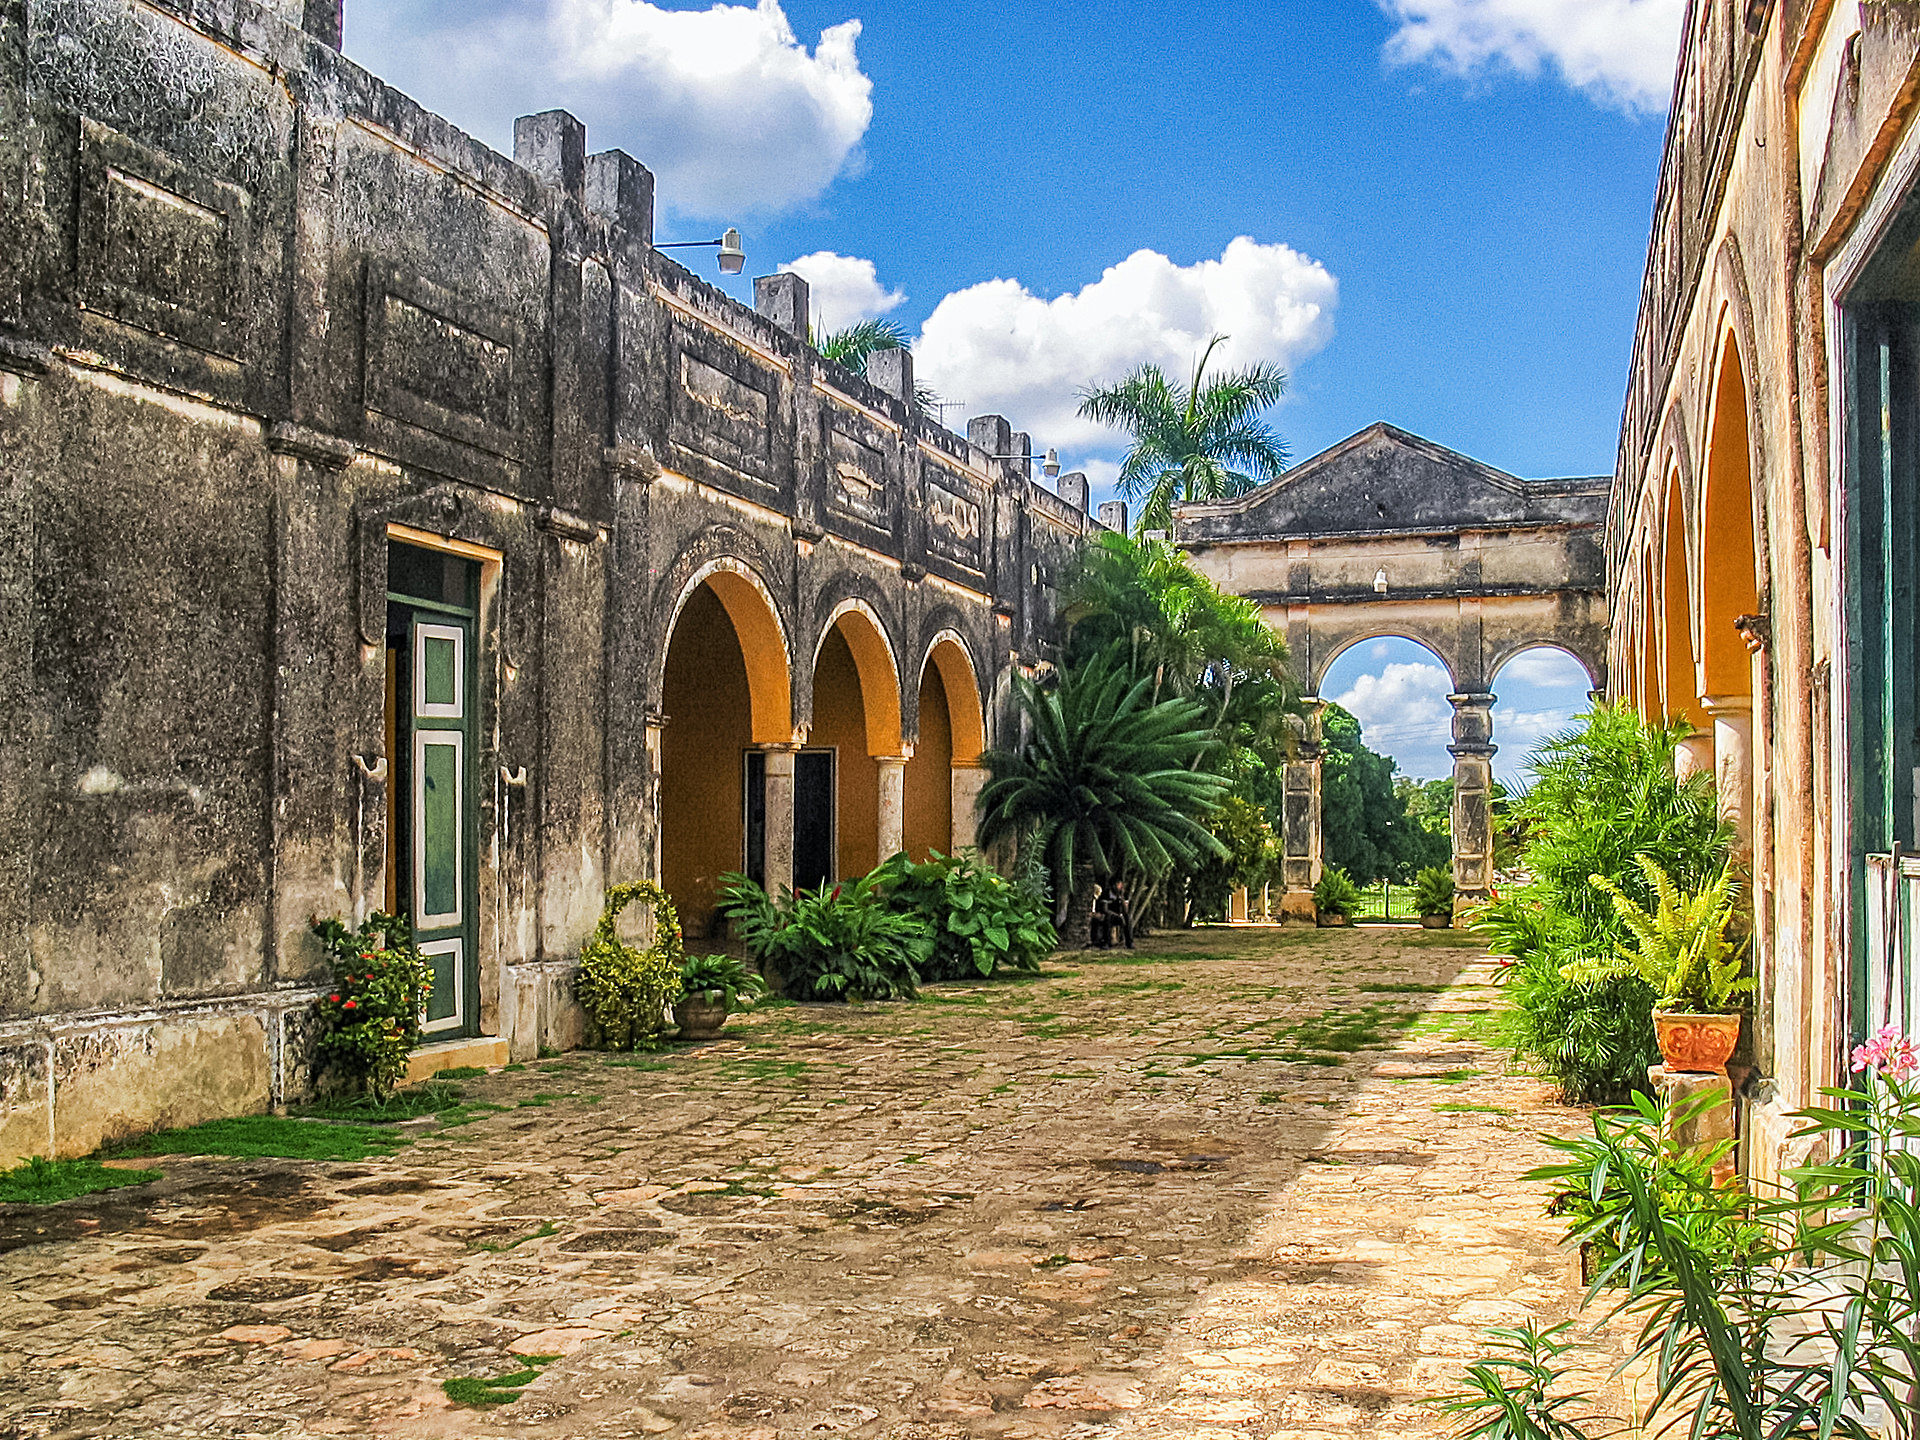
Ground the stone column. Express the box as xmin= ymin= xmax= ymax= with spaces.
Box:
xmin=1702 ymin=695 xmax=1753 ymax=850
xmin=876 ymin=755 xmax=908 ymax=859
xmin=1279 ymin=701 xmax=1326 ymax=923
xmin=1652 ymin=1066 xmax=1737 ymax=1187
xmin=760 ymin=744 xmax=799 ymax=897
xmin=951 ymin=762 xmax=988 ymax=855
xmin=644 ymin=710 xmax=668 ymax=883
xmin=1674 ymin=726 xmax=1715 ymax=781
xmin=1448 ymin=693 xmax=1498 ymax=913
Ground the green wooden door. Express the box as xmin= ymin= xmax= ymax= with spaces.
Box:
xmin=410 ymin=616 xmax=475 ymax=1036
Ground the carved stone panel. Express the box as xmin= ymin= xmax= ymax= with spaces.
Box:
xmin=925 ymin=469 xmax=984 ymax=572
xmin=363 ymin=263 xmax=521 ymax=461
xmin=670 ymin=334 xmax=773 ymax=485
xmin=827 ymin=422 xmax=888 ymax=528
xmin=77 ymin=119 xmax=250 ymax=358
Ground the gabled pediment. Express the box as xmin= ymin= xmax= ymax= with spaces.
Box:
xmin=1175 ymin=422 xmax=1608 ymax=541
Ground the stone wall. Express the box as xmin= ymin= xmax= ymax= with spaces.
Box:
xmin=0 ymin=0 xmax=1098 ymax=1162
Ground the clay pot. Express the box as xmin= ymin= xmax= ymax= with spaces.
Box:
xmin=1653 ymin=1010 xmax=1742 ymax=1073
xmin=676 ymin=995 xmax=730 ymax=1040
xmin=1420 ymin=914 xmax=1451 ymax=930
xmin=1317 ymin=912 xmax=1350 ymax=928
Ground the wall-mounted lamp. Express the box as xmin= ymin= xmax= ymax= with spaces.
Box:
xmin=1374 ymin=568 xmax=1388 ymax=594
xmin=657 ymin=226 xmax=745 ymax=275
xmin=985 ymin=447 xmax=1061 ymax=478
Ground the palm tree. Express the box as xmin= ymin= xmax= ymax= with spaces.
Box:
xmin=1078 ymin=335 xmax=1290 ymax=533
xmin=814 ymin=319 xmax=944 ymax=411
xmin=976 ymin=651 xmax=1230 ymax=948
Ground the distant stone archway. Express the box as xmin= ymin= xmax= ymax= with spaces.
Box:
xmin=1177 ymin=422 xmax=1609 ymax=915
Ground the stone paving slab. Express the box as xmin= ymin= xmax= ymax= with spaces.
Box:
xmin=0 ymin=926 xmax=1632 ymax=1438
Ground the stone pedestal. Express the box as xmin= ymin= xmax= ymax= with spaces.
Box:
xmin=1279 ymin=701 xmax=1325 ymax=923
xmin=1674 ymin=728 xmax=1715 ymax=781
xmin=1651 ymin=1065 xmax=1737 ymax=1187
xmin=761 ymin=744 xmax=799 ymax=896
xmin=1448 ymin=693 xmax=1497 ymax=914
xmin=1702 ymin=695 xmax=1752 ymax=850
xmin=1230 ymin=887 xmax=1250 ymax=922
xmin=876 ymin=755 xmax=907 ymax=859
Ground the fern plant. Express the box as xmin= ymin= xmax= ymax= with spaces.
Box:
xmin=1573 ymin=857 xmax=1751 ymax=1014
xmin=1313 ymin=864 xmax=1361 ymax=918
xmin=1411 ymin=865 xmax=1455 ymax=918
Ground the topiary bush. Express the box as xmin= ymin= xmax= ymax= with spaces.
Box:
xmin=576 ymin=882 xmax=685 ymax=1051
xmin=310 ymin=911 xmax=433 ymax=1100
xmin=871 ymin=848 xmax=1056 ymax=980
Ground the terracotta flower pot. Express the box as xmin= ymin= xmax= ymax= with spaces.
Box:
xmin=1653 ymin=1010 xmax=1742 ymax=1073
xmin=1420 ymin=914 xmax=1451 ymax=929
xmin=676 ymin=995 xmax=730 ymax=1040
xmin=1317 ymin=911 xmax=1350 ymax=928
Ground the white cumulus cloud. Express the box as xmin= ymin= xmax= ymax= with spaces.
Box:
xmin=347 ymin=0 xmax=872 ymax=219
xmin=912 ymin=237 xmax=1338 ymax=450
xmin=1494 ymin=704 xmax=1576 ymax=768
xmin=781 ymin=251 xmax=905 ymax=332
xmin=1494 ymin=646 xmax=1591 ymax=688
xmin=1333 ymin=661 xmax=1455 ymax=758
xmin=1380 ymin=0 xmax=1686 ymax=112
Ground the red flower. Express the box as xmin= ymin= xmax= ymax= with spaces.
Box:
xmin=831 ymin=884 xmax=843 ymax=901
xmin=343 ymin=999 xmax=358 ymax=1009
xmin=329 ymin=993 xmax=341 ymax=1003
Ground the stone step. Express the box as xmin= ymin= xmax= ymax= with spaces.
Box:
xmin=404 ymin=1035 xmax=509 ymax=1083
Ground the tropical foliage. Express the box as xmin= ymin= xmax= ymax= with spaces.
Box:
xmin=1445 ymin=1045 xmax=1920 ymax=1439
xmin=976 ymin=649 xmax=1229 ymax=946
xmin=1320 ymin=704 xmax=1451 ymax=884
xmin=814 ymin=319 xmax=941 ymax=409
xmin=1412 ymin=865 xmax=1456 ymax=919
xmin=871 ymin=848 xmax=1055 ymax=980
xmin=718 ymin=872 xmax=932 ymax=1001
xmin=1313 ymin=864 xmax=1362 ymax=919
xmin=576 ymin=882 xmax=685 ymax=1051
xmin=1078 ymin=334 xmax=1289 ymax=532
xmin=1475 ymin=704 xmax=1729 ymax=1102
xmin=310 ymin=911 xmax=433 ymax=1099
xmin=1188 ymin=796 xmax=1280 ymax=923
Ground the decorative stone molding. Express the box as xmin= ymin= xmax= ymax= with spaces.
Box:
xmin=0 ymin=334 xmax=54 ymax=376
xmin=266 ymin=421 xmax=356 ymax=469
xmin=537 ymin=505 xmax=598 ymax=543
xmin=603 ymin=442 xmax=659 ymax=483
xmin=1733 ymin=612 xmax=1770 ymax=654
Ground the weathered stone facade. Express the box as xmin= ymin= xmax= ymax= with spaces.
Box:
xmin=1177 ymin=422 xmax=1608 ymax=916
xmin=0 ymin=0 xmax=1096 ymax=1163
xmin=1607 ymin=0 xmax=1920 ymax=1188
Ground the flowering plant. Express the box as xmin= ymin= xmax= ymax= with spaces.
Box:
xmin=309 ymin=911 xmax=433 ymax=1099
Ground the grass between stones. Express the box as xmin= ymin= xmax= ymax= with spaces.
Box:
xmin=442 ymin=1354 xmax=561 ymax=1407
xmin=105 ymin=1116 xmax=415 ymax=1163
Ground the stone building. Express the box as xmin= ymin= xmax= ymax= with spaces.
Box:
xmin=1178 ymin=422 xmax=1609 ymax=919
xmin=1608 ymin=1 xmax=1920 ymax=1183
xmin=0 ymin=0 xmax=1098 ymax=1164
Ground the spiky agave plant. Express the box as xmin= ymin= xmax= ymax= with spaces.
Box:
xmin=975 ymin=650 xmax=1230 ymax=948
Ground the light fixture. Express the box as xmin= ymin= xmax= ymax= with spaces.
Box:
xmin=1374 ymin=568 xmax=1388 ymax=594
xmin=1042 ymin=448 xmax=1060 ymax=480
xmin=655 ymin=226 xmax=746 ymax=275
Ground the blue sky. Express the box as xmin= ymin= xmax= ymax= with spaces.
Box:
xmin=345 ymin=0 xmax=1674 ymax=782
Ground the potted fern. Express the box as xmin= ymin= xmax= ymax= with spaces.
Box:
xmin=1575 ymin=857 xmax=1750 ymax=1074
xmin=1313 ymin=865 xmax=1360 ymax=927
xmin=676 ymin=954 xmax=768 ymax=1039
xmin=1412 ymin=866 xmax=1454 ymax=928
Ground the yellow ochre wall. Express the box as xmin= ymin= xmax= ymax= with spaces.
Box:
xmin=662 ymin=585 xmax=751 ymax=938
xmin=904 ymin=661 xmax=954 ymax=859
xmin=813 ymin=627 xmax=879 ymax=879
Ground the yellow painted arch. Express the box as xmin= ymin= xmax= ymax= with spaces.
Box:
xmin=668 ymin=560 xmax=793 ymax=744
xmin=1700 ymin=331 xmax=1758 ymax=698
xmin=818 ymin=599 xmax=904 ymax=757
xmin=923 ymin=630 xmax=986 ymax=765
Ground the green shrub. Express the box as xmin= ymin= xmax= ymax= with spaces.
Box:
xmin=1572 ymin=858 xmax=1751 ymax=1014
xmin=1312 ymin=864 xmax=1361 ymax=918
xmin=1474 ymin=705 xmax=1728 ymax=1103
xmin=577 ymin=882 xmax=685 ymax=1051
xmin=871 ymin=848 xmax=1056 ymax=979
xmin=1411 ymin=865 xmax=1455 ymax=917
xmin=679 ymin=953 xmax=767 ymax=1012
xmin=310 ymin=911 xmax=433 ymax=1099
xmin=717 ymin=872 xmax=932 ymax=1001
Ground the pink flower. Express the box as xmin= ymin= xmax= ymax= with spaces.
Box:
xmin=1852 ymin=1024 xmax=1920 ymax=1082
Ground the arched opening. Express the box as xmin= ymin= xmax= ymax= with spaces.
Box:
xmin=1638 ymin=549 xmax=1661 ymax=721
xmin=904 ymin=633 xmax=987 ymax=858
xmin=1701 ymin=335 xmax=1760 ymax=699
xmin=1489 ymin=645 xmax=1596 ymax=779
xmin=1661 ymin=471 xmax=1705 ymax=725
xmin=660 ymin=568 xmax=794 ymax=937
xmin=810 ymin=603 xmax=904 ymax=880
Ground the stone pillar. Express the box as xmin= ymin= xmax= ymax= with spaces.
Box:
xmin=951 ymin=762 xmax=988 ymax=855
xmin=1448 ymin=693 xmax=1498 ymax=913
xmin=644 ymin=711 xmax=668 ymax=883
xmin=1652 ymin=1066 xmax=1737 ymax=1187
xmin=1279 ymin=701 xmax=1325 ymax=922
xmin=1674 ymin=727 xmax=1715 ymax=781
xmin=876 ymin=755 xmax=908 ymax=859
xmin=1702 ymin=695 xmax=1753 ymax=850
xmin=1230 ymin=886 xmax=1250 ymax=922
xmin=761 ymin=744 xmax=799 ymax=897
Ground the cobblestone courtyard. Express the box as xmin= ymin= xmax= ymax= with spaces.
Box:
xmin=1 ymin=927 xmax=1628 ymax=1439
